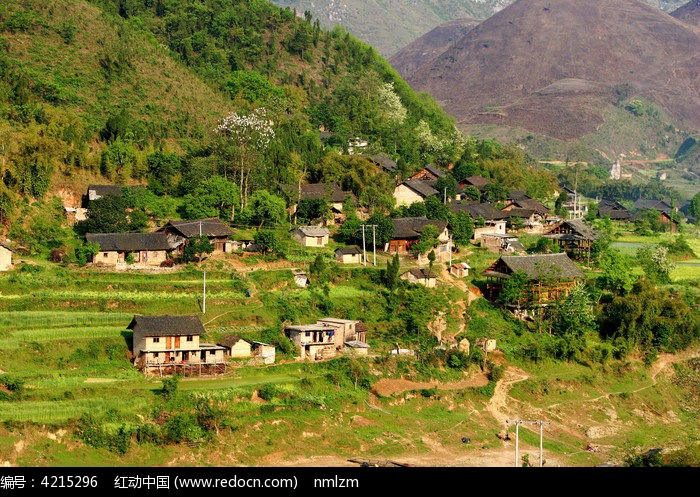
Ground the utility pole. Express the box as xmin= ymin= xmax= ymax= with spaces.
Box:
xmin=361 ymin=224 xmax=367 ymax=267
xmin=371 ymin=224 xmax=377 ymax=266
xmin=200 ymin=221 xmax=206 ymax=314
xmin=449 ymin=234 xmax=453 ymax=267
xmin=506 ymin=419 xmax=551 ymax=467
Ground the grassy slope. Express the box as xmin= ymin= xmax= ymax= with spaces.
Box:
xmin=0 ymin=237 xmax=697 ymax=467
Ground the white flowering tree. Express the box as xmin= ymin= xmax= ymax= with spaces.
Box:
xmin=377 ymin=82 xmax=407 ymax=127
xmin=214 ymin=108 xmax=275 ymax=210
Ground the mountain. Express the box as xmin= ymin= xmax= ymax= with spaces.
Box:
xmin=389 ymin=18 xmax=481 ymax=81
xmin=270 ymin=1 xmax=688 ymax=57
xmin=404 ymin=0 xmax=700 ymax=145
xmin=671 ymin=0 xmax=700 ymax=26
xmin=270 ymin=1 xmax=512 ymax=57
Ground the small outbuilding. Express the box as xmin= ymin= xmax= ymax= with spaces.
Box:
xmin=335 ymin=246 xmax=363 ymax=264
xmin=400 ymin=268 xmax=438 ymax=288
xmin=0 ymin=241 xmax=13 ymax=271
xmin=218 ymin=335 xmax=252 ymax=358
xmin=292 ymin=226 xmax=330 ymax=247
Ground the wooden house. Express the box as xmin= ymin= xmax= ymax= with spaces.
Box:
xmin=633 ymin=199 xmax=679 ymax=233
xmin=597 ymin=199 xmax=631 ymax=221
xmin=158 ymin=218 xmax=233 ymax=253
xmin=451 ymin=202 xmax=508 ymax=240
xmin=458 ymin=176 xmax=491 ymax=192
xmin=542 ymin=219 xmax=601 ymax=262
xmin=283 ymin=182 xmax=356 ymax=224
xmin=86 ymin=232 xmax=175 ymax=267
xmin=409 ymin=165 xmax=445 ymax=181
xmin=128 ymin=314 xmax=227 ymax=375
xmin=400 ymin=268 xmax=438 ymax=288
xmin=335 ymin=246 xmax=363 ymax=264
xmin=363 ymin=153 xmax=398 ymax=174
xmin=502 ymin=193 xmax=550 ymax=221
xmin=386 ymin=217 xmax=449 ymax=256
xmin=284 ymin=323 xmax=338 ymax=361
xmin=483 ymin=253 xmax=584 ymax=306
xmin=393 ymin=179 xmax=440 ymax=207
xmin=291 ymin=226 xmax=330 ymax=247
xmin=218 ymin=335 xmax=251 ymax=358
xmin=0 ymin=241 xmax=12 ymax=271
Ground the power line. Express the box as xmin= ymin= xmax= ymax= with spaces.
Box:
xmin=506 ymin=419 xmax=551 ymax=467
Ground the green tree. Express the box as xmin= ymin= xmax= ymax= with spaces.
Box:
xmin=182 ymin=235 xmax=214 ymax=263
xmin=254 ymin=229 xmax=280 ymax=255
xmin=385 ymin=253 xmax=401 ymax=290
xmin=75 ymin=192 xmax=147 ymax=236
xmin=499 ymin=270 xmax=528 ymax=306
xmin=411 ymin=224 xmax=439 ymax=257
xmin=548 ymin=283 xmax=597 ymax=337
xmin=241 ymin=189 xmax=287 ymax=228
xmin=637 ymin=245 xmax=675 ymax=284
xmin=597 ymin=248 xmax=635 ymax=295
xmin=448 ymin=211 xmax=474 ymax=246
xmin=181 ymin=176 xmax=240 ymax=221
xmin=146 ymin=152 xmax=181 ymax=196
xmin=689 ymin=192 xmax=700 ymax=220
xmin=309 ymin=254 xmax=328 ymax=284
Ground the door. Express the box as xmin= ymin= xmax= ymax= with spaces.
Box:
xmin=174 ymin=336 xmax=180 ymax=349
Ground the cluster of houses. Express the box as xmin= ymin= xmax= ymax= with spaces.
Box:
xmin=128 ymin=313 xmax=369 ymax=375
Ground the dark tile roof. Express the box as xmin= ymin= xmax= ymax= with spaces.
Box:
xmin=364 ymin=153 xmax=397 ymax=172
xmin=504 ymin=208 xmax=537 ymax=219
xmin=218 ymin=335 xmax=249 ymax=348
xmin=403 ymin=268 xmax=437 ymax=280
xmin=486 ymin=253 xmax=584 ymax=280
xmin=544 ymin=219 xmax=601 ymax=241
xmin=86 ymin=232 xmax=174 ymax=252
xmin=508 ymin=189 xmax=530 ymax=201
xmin=392 ymin=217 xmax=448 ymax=239
xmin=424 ymin=165 xmax=446 ymax=178
xmin=335 ymin=246 xmax=362 ymax=256
xmin=512 ymin=198 xmax=550 ymax=215
xmin=461 ymin=176 xmax=491 ymax=189
xmin=87 ymin=184 xmax=125 ymax=197
xmin=451 ymin=202 xmax=507 ymax=220
xmin=634 ymin=199 xmax=673 ymax=214
xmin=402 ymin=179 xmax=440 ymax=198
xmin=598 ymin=200 xmax=631 ymax=219
xmin=127 ymin=314 xmax=205 ymax=337
xmin=286 ymin=182 xmax=354 ymax=203
xmin=160 ymin=218 xmax=232 ymax=238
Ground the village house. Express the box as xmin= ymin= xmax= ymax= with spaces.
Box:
xmin=363 ymin=153 xmax=398 ymax=175
xmin=393 ymin=179 xmax=440 ymax=207
xmin=542 ymin=218 xmax=601 ymax=263
xmin=449 ymin=262 xmax=471 ymax=278
xmin=0 ymin=241 xmax=12 ymax=271
xmin=284 ymin=323 xmax=338 ymax=361
xmin=158 ymin=217 xmax=234 ymax=253
xmin=86 ymin=232 xmax=175 ymax=267
xmin=483 ymin=252 xmax=585 ymax=307
xmin=385 ymin=217 xmax=450 ymax=258
xmin=409 ymin=164 xmax=445 ymax=181
xmin=458 ymin=175 xmax=491 ymax=193
xmin=316 ymin=318 xmax=367 ymax=349
xmin=502 ymin=191 xmax=550 ymax=221
xmin=283 ymin=182 xmax=356 ymax=225
xmin=218 ymin=335 xmax=252 ymax=358
xmin=451 ymin=202 xmax=508 ymax=241
xmin=480 ymin=233 xmax=526 ymax=254
xmin=335 ymin=246 xmax=363 ymax=264
xmin=251 ymin=341 xmax=276 ymax=365
xmin=597 ymin=199 xmax=632 ymax=221
xmin=400 ymin=268 xmax=438 ymax=288
xmin=291 ymin=226 xmax=330 ymax=247
xmin=128 ymin=314 xmax=227 ymax=376
xmin=633 ymin=199 xmax=679 ymax=233
xmin=84 ymin=184 xmax=125 ymax=204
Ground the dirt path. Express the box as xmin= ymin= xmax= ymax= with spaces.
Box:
xmin=485 ymin=366 xmax=530 ymax=428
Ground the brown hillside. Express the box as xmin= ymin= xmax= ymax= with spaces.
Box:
xmin=671 ymin=0 xmax=700 ymax=27
xmin=406 ymin=0 xmax=700 ymax=140
xmin=389 ymin=18 xmax=480 ymax=80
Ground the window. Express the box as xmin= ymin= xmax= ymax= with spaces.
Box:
xmin=153 ymin=337 xmax=160 ymax=343
xmin=305 ymin=332 xmax=311 ymax=337
xmin=154 ymin=352 xmax=159 ymax=358
xmin=103 ymin=253 xmax=108 ymax=258
xmin=186 ymin=336 xmax=193 ymax=342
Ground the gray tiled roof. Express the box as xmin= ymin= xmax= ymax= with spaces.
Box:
xmin=487 ymin=253 xmax=584 ymax=279
xmin=403 ymin=268 xmax=437 ymax=279
xmin=284 ymin=182 xmax=355 ymax=203
xmin=127 ymin=314 xmax=205 ymax=337
xmin=295 ymin=226 xmax=330 ymax=237
xmin=218 ymin=335 xmax=249 ymax=348
xmin=335 ymin=245 xmax=362 ymax=256
xmin=451 ymin=202 xmax=507 ymax=220
xmin=161 ymin=218 xmax=232 ymax=238
xmin=392 ymin=217 xmax=448 ymax=239
xmin=86 ymin=232 xmax=174 ymax=251
xmin=87 ymin=184 xmax=124 ymax=197
xmin=402 ymin=179 xmax=439 ymax=198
